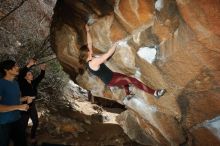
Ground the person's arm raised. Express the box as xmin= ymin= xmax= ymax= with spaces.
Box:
xmin=18 ymin=58 xmax=37 ymax=80
xmin=32 ymin=63 xmax=45 ymax=87
xmin=26 ymin=58 xmax=37 ymax=68
xmin=92 ymin=42 xmax=118 ymax=67
xmin=85 ymin=24 xmax=93 ymax=56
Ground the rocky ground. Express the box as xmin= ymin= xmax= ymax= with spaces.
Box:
xmin=27 ymin=104 xmax=145 ymax=146
xmin=24 ymin=81 xmax=146 ymax=146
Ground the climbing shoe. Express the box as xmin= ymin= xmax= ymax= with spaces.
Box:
xmin=126 ymin=93 xmax=135 ymax=100
xmin=154 ymin=89 xmax=166 ymax=99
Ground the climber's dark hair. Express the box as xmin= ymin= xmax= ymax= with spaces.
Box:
xmin=0 ymin=59 xmax=16 ymax=77
xmin=79 ymin=45 xmax=89 ymax=66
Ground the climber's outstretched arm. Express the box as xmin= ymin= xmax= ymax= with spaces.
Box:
xmin=85 ymin=24 xmax=93 ymax=57
xmin=90 ymin=43 xmax=118 ymax=68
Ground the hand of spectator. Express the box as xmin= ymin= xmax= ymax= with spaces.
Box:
xmin=27 ymin=96 xmax=34 ymax=104
xmin=18 ymin=104 xmax=29 ymax=111
xmin=39 ymin=63 xmax=46 ymax=70
xmin=27 ymin=58 xmax=37 ymax=68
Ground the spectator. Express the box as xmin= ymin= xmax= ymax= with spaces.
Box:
xmin=0 ymin=59 xmax=32 ymax=146
xmin=18 ymin=58 xmax=46 ymax=145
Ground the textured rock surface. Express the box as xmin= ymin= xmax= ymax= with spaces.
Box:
xmin=0 ymin=0 xmax=56 ymax=55
xmin=51 ymin=0 xmax=220 ymax=145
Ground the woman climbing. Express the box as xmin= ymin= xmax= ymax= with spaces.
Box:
xmin=79 ymin=24 xmax=166 ymax=99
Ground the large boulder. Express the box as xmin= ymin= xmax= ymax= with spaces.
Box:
xmin=51 ymin=0 xmax=220 ymax=145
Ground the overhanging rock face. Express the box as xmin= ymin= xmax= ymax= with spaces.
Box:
xmin=51 ymin=0 xmax=220 ymax=145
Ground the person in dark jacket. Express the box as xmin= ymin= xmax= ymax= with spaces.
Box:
xmin=18 ymin=58 xmax=46 ymax=144
xmin=79 ymin=24 xmax=166 ymax=99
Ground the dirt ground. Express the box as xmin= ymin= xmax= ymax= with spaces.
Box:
xmin=36 ymin=123 xmax=144 ymax=146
